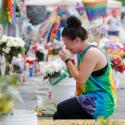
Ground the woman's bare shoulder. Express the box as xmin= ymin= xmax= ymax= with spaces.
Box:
xmin=84 ymin=47 xmax=105 ymax=61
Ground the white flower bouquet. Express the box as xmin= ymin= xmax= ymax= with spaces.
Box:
xmin=0 ymin=35 xmax=25 ymax=75
xmin=0 ymin=35 xmax=25 ymax=57
xmin=42 ymin=60 xmax=68 ymax=85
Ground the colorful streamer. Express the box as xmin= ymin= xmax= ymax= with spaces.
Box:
xmin=38 ymin=7 xmax=58 ymax=40
xmin=0 ymin=0 xmax=13 ymax=24
xmin=7 ymin=0 xmax=13 ymax=23
xmin=49 ymin=16 xmax=60 ymax=42
xmin=75 ymin=2 xmax=84 ymax=16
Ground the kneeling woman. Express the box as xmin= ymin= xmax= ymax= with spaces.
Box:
xmin=53 ymin=16 xmax=117 ymax=119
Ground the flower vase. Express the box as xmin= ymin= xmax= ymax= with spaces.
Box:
xmin=5 ymin=55 xmax=13 ymax=75
xmin=0 ymin=110 xmax=38 ymax=125
xmin=0 ymin=62 xmax=10 ymax=76
xmin=0 ymin=64 xmax=1 ymax=75
xmin=50 ymin=77 xmax=76 ymax=104
xmin=0 ymin=55 xmax=5 ymax=75
xmin=0 ymin=63 xmax=5 ymax=76
xmin=5 ymin=64 xmax=10 ymax=75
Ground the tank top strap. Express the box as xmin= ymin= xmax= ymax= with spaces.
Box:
xmin=78 ymin=45 xmax=94 ymax=65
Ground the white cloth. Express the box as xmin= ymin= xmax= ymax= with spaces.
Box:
xmin=107 ymin=16 xmax=121 ymax=31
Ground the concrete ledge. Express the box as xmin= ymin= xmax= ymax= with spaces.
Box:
xmin=38 ymin=120 xmax=125 ymax=125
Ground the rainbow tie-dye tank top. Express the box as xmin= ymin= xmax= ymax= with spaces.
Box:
xmin=76 ymin=45 xmax=117 ymax=118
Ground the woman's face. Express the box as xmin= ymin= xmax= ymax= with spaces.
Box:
xmin=62 ymin=37 xmax=80 ymax=54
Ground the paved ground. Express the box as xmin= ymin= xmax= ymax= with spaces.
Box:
xmin=15 ymin=72 xmax=125 ymax=119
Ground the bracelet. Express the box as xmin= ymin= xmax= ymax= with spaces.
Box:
xmin=65 ymin=58 xmax=71 ymax=64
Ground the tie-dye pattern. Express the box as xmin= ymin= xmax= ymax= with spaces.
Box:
xmin=76 ymin=45 xmax=117 ymax=118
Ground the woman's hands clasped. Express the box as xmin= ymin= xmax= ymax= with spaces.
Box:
xmin=59 ymin=50 xmax=69 ymax=62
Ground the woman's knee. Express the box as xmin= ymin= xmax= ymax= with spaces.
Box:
xmin=53 ymin=112 xmax=59 ymax=120
xmin=57 ymin=102 xmax=64 ymax=113
xmin=57 ymin=98 xmax=77 ymax=113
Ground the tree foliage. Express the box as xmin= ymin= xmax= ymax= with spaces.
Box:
xmin=120 ymin=0 xmax=125 ymax=6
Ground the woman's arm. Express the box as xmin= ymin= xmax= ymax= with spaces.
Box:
xmin=59 ymin=49 xmax=97 ymax=87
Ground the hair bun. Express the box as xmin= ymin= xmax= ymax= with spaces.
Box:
xmin=67 ymin=16 xmax=81 ymax=28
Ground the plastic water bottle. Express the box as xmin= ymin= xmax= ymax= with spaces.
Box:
xmin=29 ymin=65 xmax=33 ymax=77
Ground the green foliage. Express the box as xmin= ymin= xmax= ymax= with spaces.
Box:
xmin=120 ymin=0 xmax=125 ymax=6
xmin=0 ymin=75 xmax=19 ymax=91
xmin=7 ymin=74 xmax=19 ymax=86
xmin=0 ymin=75 xmax=20 ymax=115
xmin=97 ymin=117 xmax=109 ymax=125
xmin=97 ymin=117 xmax=125 ymax=125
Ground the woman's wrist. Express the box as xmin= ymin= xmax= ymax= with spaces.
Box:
xmin=65 ymin=58 xmax=71 ymax=65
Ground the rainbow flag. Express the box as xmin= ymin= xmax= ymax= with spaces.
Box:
xmin=0 ymin=0 xmax=13 ymax=24
xmin=7 ymin=0 xmax=13 ymax=23
xmin=83 ymin=0 xmax=107 ymax=21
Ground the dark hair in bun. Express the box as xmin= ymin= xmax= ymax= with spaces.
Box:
xmin=67 ymin=16 xmax=81 ymax=28
xmin=62 ymin=15 xmax=88 ymax=41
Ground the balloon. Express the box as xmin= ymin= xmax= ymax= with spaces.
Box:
xmin=75 ymin=2 xmax=84 ymax=16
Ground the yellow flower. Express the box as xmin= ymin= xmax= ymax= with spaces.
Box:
xmin=0 ymin=98 xmax=14 ymax=114
xmin=2 ymin=101 xmax=14 ymax=113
